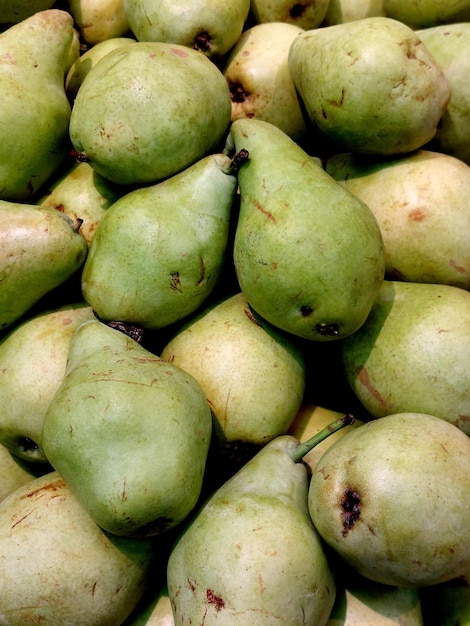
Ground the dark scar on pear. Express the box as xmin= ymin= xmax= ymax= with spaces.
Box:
xmin=341 ymin=488 xmax=361 ymax=534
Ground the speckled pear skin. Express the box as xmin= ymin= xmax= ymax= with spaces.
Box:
xmin=167 ymin=435 xmax=336 ymax=625
xmin=0 ymin=304 xmax=95 ymax=463
xmin=41 ymin=320 xmax=213 ymax=538
xmin=308 ymin=413 xmax=470 ymax=587
xmin=288 ymin=17 xmax=451 ymax=155
xmin=0 ymin=471 xmax=156 ymax=625
xmin=81 ymin=153 xmax=238 ymax=330
xmin=69 ymin=41 xmax=232 ymax=186
xmin=0 ymin=9 xmax=74 ymax=201
xmin=230 ymin=118 xmax=385 ymax=342
xmin=124 ymin=0 xmax=250 ymax=59
xmin=340 ymin=280 xmax=470 ymax=436
xmin=0 ymin=201 xmax=88 ymax=332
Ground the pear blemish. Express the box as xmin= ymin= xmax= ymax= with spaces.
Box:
xmin=341 ymin=488 xmax=361 ymax=535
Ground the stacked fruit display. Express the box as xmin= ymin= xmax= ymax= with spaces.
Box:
xmin=0 ymin=1 xmax=469 ymax=624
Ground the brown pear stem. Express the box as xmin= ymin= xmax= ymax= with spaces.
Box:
xmin=291 ymin=414 xmax=355 ymax=463
xmin=222 ymin=149 xmax=249 ymax=176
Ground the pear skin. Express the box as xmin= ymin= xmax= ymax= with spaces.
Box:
xmin=167 ymin=435 xmax=336 ymax=625
xmin=0 ymin=471 xmax=156 ymax=625
xmin=383 ymin=0 xmax=470 ymax=28
xmin=161 ymin=291 xmax=306 ymax=448
xmin=308 ymin=412 xmax=470 ymax=587
xmin=418 ymin=23 xmax=470 ymax=165
xmin=37 ymin=161 xmax=125 ymax=247
xmin=341 ymin=280 xmax=470 ymax=435
xmin=250 ymin=0 xmax=331 ymax=29
xmin=0 ymin=202 xmax=88 ymax=332
xmin=0 ymin=9 xmax=74 ymax=201
xmin=41 ymin=320 xmax=213 ymax=537
xmin=69 ymin=41 xmax=232 ymax=185
xmin=82 ymin=153 xmax=239 ymax=330
xmin=288 ymin=17 xmax=451 ymax=155
xmin=230 ymin=118 xmax=385 ymax=341
xmin=222 ymin=22 xmax=308 ymax=140
xmin=0 ymin=303 xmax=95 ymax=462
xmin=67 ymin=0 xmax=130 ymax=44
xmin=124 ymin=0 xmax=250 ymax=59
xmin=326 ymin=149 xmax=470 ymax=289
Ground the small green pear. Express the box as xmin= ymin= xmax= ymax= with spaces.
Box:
xmin=0 ymin=471 xmax=156 ymax=625
xmin=0 ymin=202 xmax=88 ymax=332
xmin=65 ymin=36 xmax=137 ymax=100
xmin=230 ymin=118 xmax=385 ymax=341
xmin=0 ymin=9 xmax=74 ymax=201
xmin=69 ymin=41 xmax=232 ymax=186
xmin=327 ymin=573 xmax=423 ymax=625
xmin=167 ymin=431 xmax=345 ymax=625
xmin=82 ymin=152 xmax=240 ymax=330
xmin=124 ymin=0 xmax=250 ymax=59
xmin=308 ymin=412 xmax=470 ymax=587
xmin=0 ymin=303 xmax=95 ymax=463
xmin=37 ymin=161 xmax=125 ymax=247
xmin=41 ymin=319 xmax=213 ymax=537
xmin=288 ymin=17 xmax=451 ymax=155
xmin=383 ymin=0 xmax=470 ymax=28
xmin=326 ymin=149 xmax=470 ymax=289
xmin=250 ymin=0 xmax=331 ymax=29
xmin=161 ymin=291 xmax=306 ymax=449
xmin=222 ymin=22 xmax=308 ymax=141
xmin=418 ymin=23 xmax=470 ymax=165
xmin=67 ymin=0 xmax=130 ymax=44
xmin=340 ymin=280 xmax=470 ymax=435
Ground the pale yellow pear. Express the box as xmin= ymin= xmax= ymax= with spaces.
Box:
xmin=326 ymin=149 xmax=470 ymax=289
xmin=67 ymin=0 xmax=130 ymax=44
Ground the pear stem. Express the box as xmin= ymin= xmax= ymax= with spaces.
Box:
xmin=291 ymin=414 xmax=355 ymax=463
xmin=222 ymin=149 xmax=249 ymax=176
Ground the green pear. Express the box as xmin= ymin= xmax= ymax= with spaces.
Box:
xmin=160 ymin=291 xmax=306 ymax=449
xmin=65 ymin=36 xmax=137 ymax=100
xmin=0 ymin=0 xmax=56 ymax=24
xmin=69 ymin=41 xmax=232 ymax=186
xmin=308 ymin=412 xmax=470 ymax=587
xmin=0 ymin=303 xmax=95 ymax=463
xmin=167 ymin=429 xmax=350 ymax=625
xmin=67 ymin=0 xmax=130 ymax=45
xmin=340 ymin=280 xmax=470 ymax=435
xmin=0 ymin=471 xmax=156 ymax=625
xmin=383 ymin=0 xmax=470 ymax=28
xmin=418 ymin=23 xmax=470 ymax=165
xmin=124 ymin=0 xmax=250 ymax=59
xmin=0 ymin=201 xmax=88 ymax=332
xmin=322 ymin=0 xmax=386 ymax=26
xmin=0 ymin=9 xmax=74 ymax=201
xmin=325 ymin=149 xmax=470 ymax=289
xmin=288 ymin=17 xmax=451 ymax=155
xmin=222 ymin=22 xmax=308 ymax=141
xmin=229 ymin=118 xmax=385 ymax=341
xmin=41 ymin=319 xmax=213 ymax=537
xmin=327 ymin=574 xmax=423 ymax=625
xmin=82 ymin=152 xmax=241 ymax=330
xmin=37 ymin=161 xmax=126 ymax=247
xmin=250 ymin=0 xmax=330 ymax=29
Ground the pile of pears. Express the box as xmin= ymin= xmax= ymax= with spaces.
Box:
xmin=0 ymin=1 xmax=469 ymax=624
